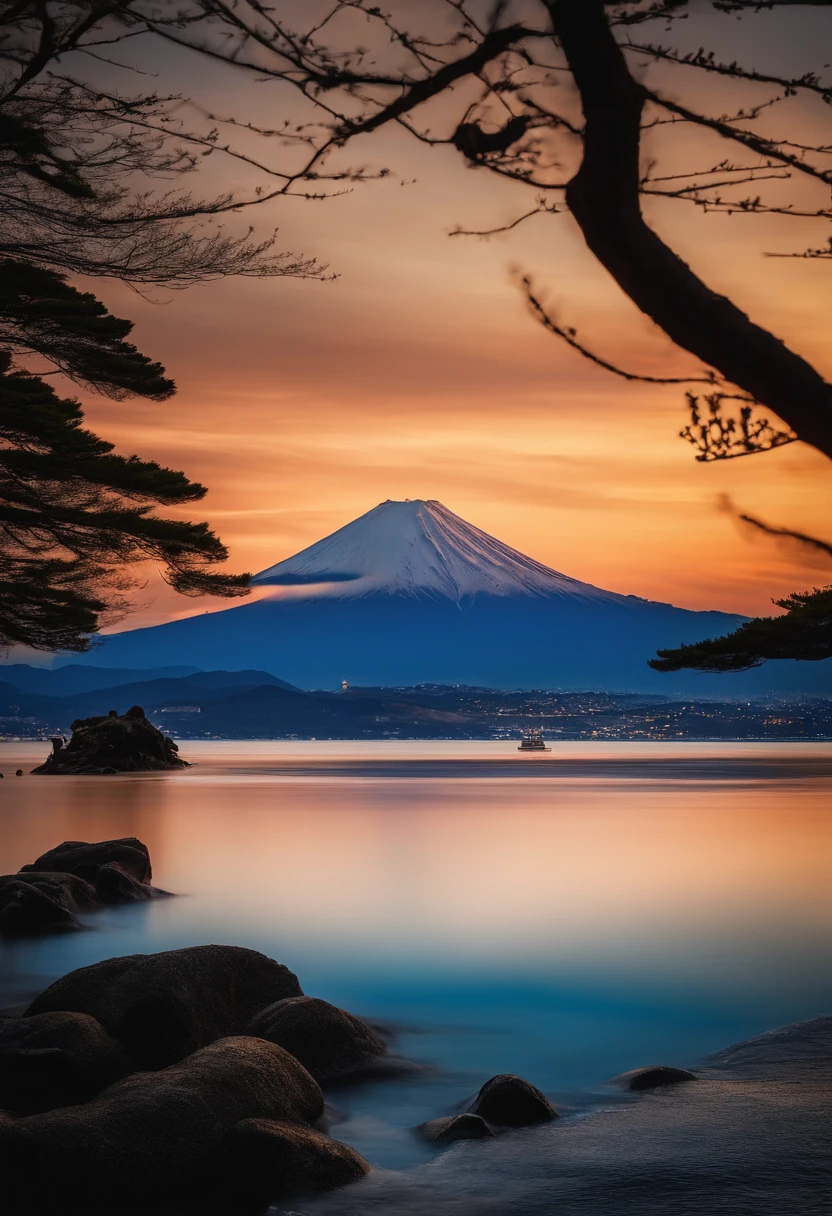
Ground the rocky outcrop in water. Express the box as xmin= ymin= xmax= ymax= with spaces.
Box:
xmin=26 ymin=945 xmax=304 ymax=1068
xmin=469 ymin=1073 xmax=558 ymax=1127
xmin=222 ymin=1116 xmax=370 ymax=1207
xmin=31 ymin=707 xmax=188 ymax=774
xmin=0 ymin=872 xmax=99 ymax=935
xmin=247 ymin=996 xmax=389 ymax=1084
xmin=420 ymin=1112 xmax=495 ymax=1144
xmin=93 ymin=861 xmax=168 ymax=904
xmin=610 ymin=1066 xmax=697 ymax=1091
xmin=1 ymin=838 xmax=169 ymax=936
xmin=0 ymin=1036 xmax=368 ymax=1212
xmin=419 ymin=1073 xmax=557 ymax=1145
xmin=23 ymin=836 xmax=153 ymax=882
xmin=0 ymin=1011 xmax=134 ymax=1114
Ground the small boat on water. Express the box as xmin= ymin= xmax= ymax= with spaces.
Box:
xmin=518 ymin=729 xmax=551 ymax=752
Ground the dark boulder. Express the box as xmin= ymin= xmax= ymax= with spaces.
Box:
xmin=0 ymin=1011 xmax=134 ymax=1114
xmin=221 ymin=1117 xmax=369 ymax=1207
xmin=468 ymin=1074 xmax=557 ymax=1128
xmin=0 ymin=871 xmax=101 ymax=936
xmin=9 ymin=841 xmax=166 ymax=923
xmin=31 ymin=707 xmax=188 ymax=774
xmin=419 ymin=1113 xmax=494 ymax=1144
xmin=0 ymin=878 xmax=80 ymax=935
xmin=0 ymin=1037 xmax=331 ymax=1210
xmin=247 ymin=996 xmax=388 ymax=1084
xmin=22 ymin=837 xmax=152 ymax=883
xmin=1 ymin=869 xmax=99 ymax=909
xmin=0 ymin=870 xmax=100 ymax=935
xmin=612 ymin=1065 xmax=697 ymax=1091
xmin=417 ymin=1074 xmax=556 ymax=1149
xmin=93 ymin=862 xmax=170 ymax=904
xmin=32 ymin=870 xmax=101 ymax=910
xmin=26 ymin=944 xmax=303 ymax=1068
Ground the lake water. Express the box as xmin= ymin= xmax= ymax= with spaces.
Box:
xmin=1 ymin=740 xmax=831 ymax=1201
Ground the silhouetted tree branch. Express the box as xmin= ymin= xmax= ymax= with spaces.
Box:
xmin=0 ymin=352 xmax=250 ymax=652
xmin=650 ymin=510 xmax=832 ymax=670
xmin=733 ymin=515 xmax=832 ymax=559
xmin=0 ymin=4 xmax=337 ymax=649
xmin=680 ymin=391 xmax=797 ymax=460
xmin=0 ymin=260 xmax=175 ymax=399
xmin=522 ymin=276 xmax=720 ymax=384
xmin=103 ymin=0 xmax=832 ymax=460
xmin=553 ymin=1 xmax=832 ymax=461
xmin=0 ymin=4 xmax=325 ymax=285
xmin=449 ymin=197 xmax=561 ymax=238
xmin=649 ymin=587 xmax=832 ymax=671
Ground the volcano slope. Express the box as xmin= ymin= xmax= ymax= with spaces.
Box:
xmin=91 ymin=501 xmax=830 ymax=696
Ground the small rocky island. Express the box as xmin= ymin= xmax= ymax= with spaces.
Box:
xmin=32 ymin=706 xmax=188 ymax=775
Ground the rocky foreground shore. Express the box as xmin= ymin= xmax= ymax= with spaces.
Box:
xmin=0 ymin=837 xmax=570 ymax=1212
xmin=1 ymin=837 xmax=827 ymax=1216
xmin=3 ymin=925 xmax=684 ymax=1214
xmin=281 ymin=1015 xmax=832 ymax=1216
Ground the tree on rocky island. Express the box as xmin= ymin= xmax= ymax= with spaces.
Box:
xmin=32 ymin=705 xmax=188 ymax=774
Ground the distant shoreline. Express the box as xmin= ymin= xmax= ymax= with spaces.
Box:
xmin=4 ymin=732 xmax=832 ymax=744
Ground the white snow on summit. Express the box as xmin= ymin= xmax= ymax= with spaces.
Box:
xmin=254 ymin=499 xmax=627 ymax=603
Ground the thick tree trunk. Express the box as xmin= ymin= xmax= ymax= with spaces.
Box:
xmin=551 ymin=0 xmax=832 ymax=462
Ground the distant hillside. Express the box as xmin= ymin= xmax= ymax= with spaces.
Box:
xmin=0 ymin=669 xmax=300 ymax=731
xmin=149 ymin=683 xmax=473 ymax=738
xmin=0 ymin=663 xmax=202 ymax=697
xmin=2 ymin=673 xmax=829 ymax=742
xmin=6 ymin=682 xmax=828 ymax=742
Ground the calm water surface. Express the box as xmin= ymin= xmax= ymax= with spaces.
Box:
xmin=1 ymin=740 xmax=830 ymax=1171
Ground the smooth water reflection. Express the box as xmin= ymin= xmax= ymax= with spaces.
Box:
xmin=1 ymin=741 xmax=830 ymax=1168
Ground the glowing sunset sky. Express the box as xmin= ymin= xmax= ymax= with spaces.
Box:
xmin=72 ymin=5 xmax=831 ymax=631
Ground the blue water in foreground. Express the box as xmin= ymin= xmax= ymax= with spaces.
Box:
xmin=1 ymin=740 xmax=830 ymax=1212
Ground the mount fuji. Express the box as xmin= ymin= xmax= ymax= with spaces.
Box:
xmin=91 ymin=500 xmax=829 ymax=694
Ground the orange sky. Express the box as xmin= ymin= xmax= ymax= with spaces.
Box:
xmin=69 ymin=5 xmax=832 ymax=631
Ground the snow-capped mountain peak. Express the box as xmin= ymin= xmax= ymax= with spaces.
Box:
xmin=254 ymin=499 xmax=622 ymax=603
xmin=96 ymin=498 xmax=786 ymax=694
